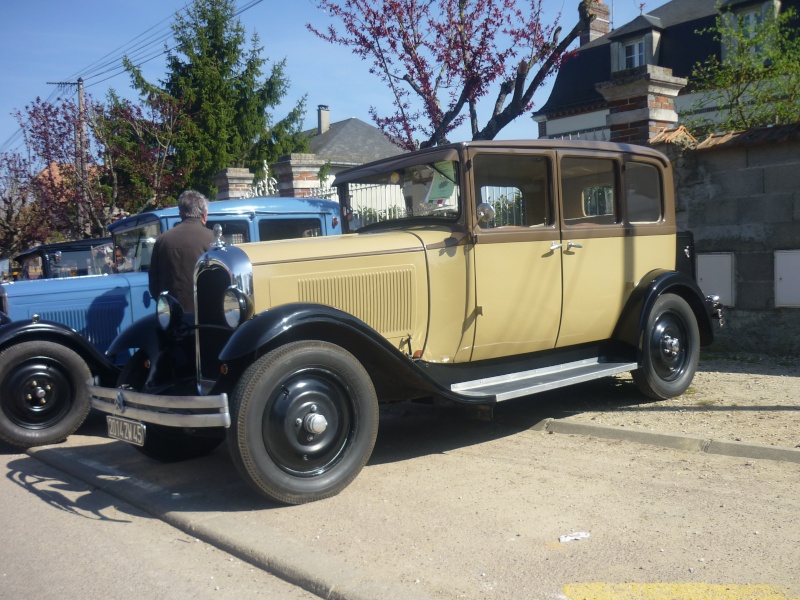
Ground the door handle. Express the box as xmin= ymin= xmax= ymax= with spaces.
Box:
xmin=567 ymin=241 xmax=583 ymax=249
xmin=549 ymin=242 xmax=563 ymax=251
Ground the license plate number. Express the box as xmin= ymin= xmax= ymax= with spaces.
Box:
xmin=106 ymin=416 xmax=146 ymax=446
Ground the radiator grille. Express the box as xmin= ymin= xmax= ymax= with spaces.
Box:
xmin=297 ymin=268 xmax=413 ymax=336
xmin=40 ymin=303 xmax=124 ymax=353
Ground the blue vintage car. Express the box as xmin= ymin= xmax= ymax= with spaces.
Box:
xmin=12 ymin=237 xmax=114 ymax=281
xmin=0 ymin=196 xmax=342 ymax=448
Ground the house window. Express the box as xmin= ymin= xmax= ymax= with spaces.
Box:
xmin=739 ymin=7 xmax=763 ymax=38
xmin=625 ymin=39 xmax=645 ymax=68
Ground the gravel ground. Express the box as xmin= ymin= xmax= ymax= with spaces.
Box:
xmin=559 ymin=353 xmax=800 ymax=450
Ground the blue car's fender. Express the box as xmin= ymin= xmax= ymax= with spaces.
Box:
xmin=0 ymin=318 xmax=119 ymax=385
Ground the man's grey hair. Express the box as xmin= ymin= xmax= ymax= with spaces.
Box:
xmin=177 ymin=190 xmax=209 ymax=219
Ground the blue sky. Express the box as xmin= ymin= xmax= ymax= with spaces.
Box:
xmin=0 ymin=0 xmax=661 ymax=154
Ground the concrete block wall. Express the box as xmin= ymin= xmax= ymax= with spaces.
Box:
xmin=666 ymin=135 xmax=800 ymax=355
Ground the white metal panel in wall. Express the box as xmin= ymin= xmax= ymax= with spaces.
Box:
xmin=697 ymin=253 xmax=735 ymax=307
xmin=775 ymin=250 xmax=800 ymax=308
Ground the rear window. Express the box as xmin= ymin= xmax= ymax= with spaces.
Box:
xmin=625 ymin=162 xmax=662 ymax=223
xmin=206 ymin=219 xmax=251 ymax=245
xmin=258 ymin=218 xmax=323 ymax=241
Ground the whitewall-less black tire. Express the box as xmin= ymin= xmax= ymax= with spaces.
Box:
xmin=0 ymin=341 xmax=91 ymax=448
xmin=228 ymin=341 xmax=379 ymax=505
xmin=632 ymin=293 xmax=700 ymax=400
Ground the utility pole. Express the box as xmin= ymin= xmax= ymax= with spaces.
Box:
xmin=47 ymin=77 xmax=88 ymax=234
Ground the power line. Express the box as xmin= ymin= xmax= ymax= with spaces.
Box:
xmin=2 ymin=0 xmax=265 ymax=154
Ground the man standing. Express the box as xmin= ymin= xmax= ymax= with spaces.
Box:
xmin=148 ymin=190 xmax=215 ymax=311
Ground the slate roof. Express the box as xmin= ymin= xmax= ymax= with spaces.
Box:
xmin=535 ymin=0 xmax=721 ymax=117
xmin=304 ymin=118 xmax=404 ymax=165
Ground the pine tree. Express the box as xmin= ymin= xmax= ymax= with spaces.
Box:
xmin=127 ymin=0 xmax=307 ymax=196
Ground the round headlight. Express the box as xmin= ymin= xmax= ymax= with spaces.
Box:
xmin=223 ymin=287 xmax=248 ymax=329
xmin=156 ymin=294 xmax=172 ymax=330
xmin=156 ymin=292 xmax=183 ymax=330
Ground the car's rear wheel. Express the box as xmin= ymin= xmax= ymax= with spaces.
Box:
xmin=228 ymin=341 xmax=379 ymax=505
xmin=119 ymin=350 xmax=225 ymax=462
xmin=0 ymin=341 xmax=91 ymax=448
xmin=633 ymin=293 xmax=700 ymax=400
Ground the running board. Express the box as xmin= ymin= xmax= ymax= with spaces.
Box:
xmin=451 ymin=358 xmax=639 ymax=402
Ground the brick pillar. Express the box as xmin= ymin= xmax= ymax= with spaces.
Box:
xmin=595 ymin=65 xmax=686 ymax=146
xmin=270 ymin=153 xmax=327 ymax=198
xmin=213 ymin=167 xmax=255 ymax=200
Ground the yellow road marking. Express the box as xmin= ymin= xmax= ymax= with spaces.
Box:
xmin=563 ymin=582 xmax=799 ymax=599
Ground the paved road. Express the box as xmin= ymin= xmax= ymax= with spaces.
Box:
xmin=0 ymin=440 xmax=317 ymax=599
xmin=8 ymin=392 xmax=799 ymax=600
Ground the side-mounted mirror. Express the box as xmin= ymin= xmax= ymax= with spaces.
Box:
xmin=476 ymin=202 xmax=495 ymax=225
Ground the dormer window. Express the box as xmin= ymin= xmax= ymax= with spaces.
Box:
xmin=625 ymin=39 xmax=646 ymax=68
xmin=608 ymin=15 xmax=663 ymax=73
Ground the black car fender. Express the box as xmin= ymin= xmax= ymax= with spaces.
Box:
xmin=218 ymin=303 xmax=491 ymax=405
xmin=613 ymin=269 xmax=715 ymax=351
xmin=106 ymin=312 xmax=163 ymax=361
xmin=0 ymin=318 xmax=119 ymax=385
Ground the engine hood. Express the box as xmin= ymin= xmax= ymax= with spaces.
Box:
xmin=230 ymin=228 xmax=461 ymax=356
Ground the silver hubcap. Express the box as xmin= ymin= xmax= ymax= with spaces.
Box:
xmin=303 ymin=412 xmax=329 ymax=435
xmin=661 ymin=335 xmax=680 ymax=358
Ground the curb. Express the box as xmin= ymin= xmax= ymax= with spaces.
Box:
xmin=26 ymin=445 xmax=435 ymax=600
xmin=533 ymin=418 xmax=800 ymax=464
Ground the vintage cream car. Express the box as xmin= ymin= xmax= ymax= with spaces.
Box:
xmin=90 ymin=140 xmax=721 ymax=504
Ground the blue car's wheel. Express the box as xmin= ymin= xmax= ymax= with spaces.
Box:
xmin=0 ymin=341 xmax=91 ymax=448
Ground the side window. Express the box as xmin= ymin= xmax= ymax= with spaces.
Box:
xmin=258 ymin=218 xmax=323 ymax=241
xmin=206 ymin=220 xmax=250 ymax=245
xmin=473 ymin=154 xmax=551 ymax=229
xmin=113 ymin=222 xmax=161 ymax=272
xmin=625 ymin=162 xmax=662 ymax=223
xmin=20 ymin=256 xmax=43 ymax=280
xmin=561 ymin=157 xmax=618 ymax=226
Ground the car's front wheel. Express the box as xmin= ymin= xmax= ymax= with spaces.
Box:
xmin=633 ymin=293 xmax=700 ymax=400
xmin=0 ymin=341 xmax=91 ymax=448
xmin=228 ymin=341 xmax=379 ymax=505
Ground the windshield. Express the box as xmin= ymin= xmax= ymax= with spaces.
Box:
xmin=112 ymin=222 xmax=160 ymax=273
xmin=340 ymin=160 xmax=460 ymax=232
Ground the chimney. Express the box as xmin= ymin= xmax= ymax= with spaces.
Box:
xmin=317 ymin=105 xmax=330 ymax=135
xmin=581 ymin=0 xmax=610 ymax=46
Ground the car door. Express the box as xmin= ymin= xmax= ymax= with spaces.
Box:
xmin=555 ymin=152 xmax=627 ymax=347
xmin=467 ymin=150 xmax=563 ymax=362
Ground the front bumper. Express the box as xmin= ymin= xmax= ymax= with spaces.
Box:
xmin=88 ymin=381 xmax=230 ymax=428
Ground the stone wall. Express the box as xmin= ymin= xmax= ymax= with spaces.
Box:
xmin=656 ymin=126 xmax=800 ymax=355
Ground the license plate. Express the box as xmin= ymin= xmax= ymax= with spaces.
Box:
xmin=106 ymin=415 xmax=146 ymax=446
